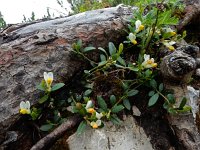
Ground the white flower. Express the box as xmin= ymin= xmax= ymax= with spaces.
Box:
xmin=163 ymin=40 xmax=176 ymax=51
xmin=128 ymin=33 xmax=137 ymax=45
xmin=85 ymin=100 xmax=95 ymax=114
xmin=135 ymin=20 xmax=144 ymax=32
xmin=20 ymin=101 xmax=31 ymax=114
xmin=96 ymin=112 xmax=103 ymax=120
xmin=85 ymin=100 xmax=93 ymax=109
xmin=44 ymin=72 xmax=53 ymax=91
xmin=90 ymin=120 xmax=102 ymax=129
xmin=142 ymin=54 xmax=157 ymax=68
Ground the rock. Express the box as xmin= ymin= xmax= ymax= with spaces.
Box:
xmin=132 ymin=105 xmax=141 ymax=116
xmin=67 ymin=116 xmax=154 ymax=150
xmin=0 ymin=6 xmax=137 ymax=143
xmin=160 ymin=44 xmax=199 ymax=83
xmin=164 ymin=84 xmax=200 ymax=150
xmin=187 ymin=86 xmax=199 ymax=119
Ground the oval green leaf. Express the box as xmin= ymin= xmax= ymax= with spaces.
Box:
xmin=127 ymin=89 xmax=139 ymax=97
xmin=97 ymin=95 xmax=108 ymax=111
xmin=51 ymin=83 xmax=65 ymax=91
xmin=123 ymin=99 xmax=131 ymax=110
xmin=148 ymin=93 xmax=159 ymax=107
xmin=40 ymin=124 xmax=53 ymax=132
xmin=111 ymin=105 xmax=124 ymax=113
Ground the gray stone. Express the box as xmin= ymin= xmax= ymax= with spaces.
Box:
xmin=67 ymin=116 xmax=154 ymax=150
xmin=160 ymin=45 xmax=199 ymax=83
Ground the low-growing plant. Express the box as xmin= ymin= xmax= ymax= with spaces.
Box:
xmin=19 ymin=0 xmax=191 ymax=134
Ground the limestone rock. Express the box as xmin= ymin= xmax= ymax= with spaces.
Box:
xmin=67 ymin=116 xmax=154 ymax=150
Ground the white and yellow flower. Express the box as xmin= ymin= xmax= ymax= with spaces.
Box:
xmin=19 ymin=101 xmax=31 ymax=114
xmin=90 ymin=120 xmax=102 ymax=129
xmin=142 ymin=54 xmax=157 ymax=69
xmin=135 ymin=20 xmax=144 ymax=33
xmin=96 ymin=112 xmax=103 ymax=120
xmin=85 ymin=100 xmax=95 ymax=114
xmin=129 ymin=33 xmax=137 ymax=45
xmin=165 ymin=28 xmax=176 ymax=36
xmin=44 ymin=72 xmax=53 ymax=91
xmin=163 ymin=41 xmax=176 ymax=51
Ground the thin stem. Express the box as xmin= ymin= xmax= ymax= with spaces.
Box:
xmin=78 ymin=52 xmax=98 ymax=65
xmin=144 ymin=8 xmax=159 ymax=52
xmin=155 ymin=89 xmax=170 ymax=104
xmin=112 ymin=83 xmax=143 ymax=108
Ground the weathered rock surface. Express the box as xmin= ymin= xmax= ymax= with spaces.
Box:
xmin=160 ymin=45 xmax=199 ymax=83
xmin=67 ymin=116 xmax=154 ymax=150
xmin=161 ymin=43 xmax=200 ymax=149
xmin=0 ymin=6 xmax=136 ymax=143
xmin=165 ymin=84 xmax=200 ymax=150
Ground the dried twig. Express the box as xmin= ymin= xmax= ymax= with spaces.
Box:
xmin=30 ymin=115 xmax=81 ymax=150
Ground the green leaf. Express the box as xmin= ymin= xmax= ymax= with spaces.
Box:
xmin=123 ymin=99 xmax=131 ymax=110
xmin=51 ymin=83 xmax=65 ymax=91
xmin=148 ymin=90 xmax=155 ymax=97
xmin=159 ymin=83 xmax=164 ymax=92
xmin=97 ymin=96 xmax=108 ymax=111
xmin=127 ymin=63 xmax=139 ymax=71
xmin=179 ymin=97 xmax=187 ymax=110
xmin=167 ymin=94 xmax=175 ymax=104
xmin=98 ymin=61 xmax=107 ymax=66
xmin=150 ymin=79 xmax=157 ymax=89
xmin=84 ymin=89 xmax=92 ymax=96
xmin=84 ymin=70 xmax=90 ymax=74
xmin=182 ymin=106 xmax=191 ymax=112
xmin=77 ymin=121 xmax=87 ymax=135
xmin=108 ymin=42 xmax=116 ymax=56
xmin=127 ymin=89 xmax=139 ymax=97
xmin=98 ymin=47 xmax=108 ymax=56
xmin=76 ymin=39 xmax=82 ymax=50
xmin=110 ymin=114 xmax=122 ymax=125
xmin=39 ymin=94 xmax=49 ymax=104
xmin=30 ymin=107 xmax=41 ymax=120
xmin=110 ymin=95 xmax=116 ymax=106
xmin=72 ymin=106 xmax=79 ymax=113
xmin=163 ymin=101 xmax=169 ymax=110
xmin=182 ymin=30 xmax=187 ymax=38
xmin=158 ymin=10 xmax=179 ymax=26
xmin=148 ymin=93 xmax=159 ymax=107
xmin=40 ymin=124 xmax=53 ymax=131
xmin=111 ymin=54 xmax=118 ymax=61
xmin=144 ymin=69 xmax=152 ymax=77
xmin=129 ymin=67 xmax=139 ymax=71
xmin=100 ymin=54 xmax=107 ymax=61
xmin=117 ymin=56 xmax=126 ymax=66
xmin=167 ymin=107 xmax=177 ymax=114
xmin=82 ymin=46 xmax=96 ymax=52
xmin=118 ymin=43 xmax=123 ymax=55
xmin=111 ymin=105 xmax=124 ymax=113
xmin=122 ymin=82 xmax=129 ymax=90
xmin=36 ymin=80 xmax=46 ymax=91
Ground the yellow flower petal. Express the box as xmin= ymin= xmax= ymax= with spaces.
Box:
xmin=132 ymin=40 xmax=137 ymax=45
xmin=152 ymin=63 xmax=157 ymax=68
xmin=168 ymin=46 xmax=175 ymax=51
xmin=87 ymin=108 xmax=96 ymax=114
xmin=170 ymin=32 xmax=176 ymax=36
xmin=20 ymin=109 xmax=29 ymax=114
xmin=139 ymin=25 xmax=144 ymax=31
xmin=147 ymin=59 xmax=153 ymax=64
xmin=47 ymin=78 xmax=53 ymax=85
xmin=92 ymin=123 xmax=98 ymax=129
